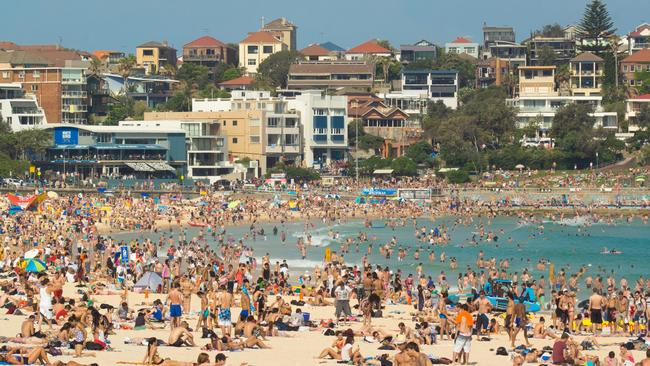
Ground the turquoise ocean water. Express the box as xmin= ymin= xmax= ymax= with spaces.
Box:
xmin=115 ymin=215 xmax=649 ymax=300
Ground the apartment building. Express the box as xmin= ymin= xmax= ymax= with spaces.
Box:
xmin=526 ymin=36 xmax=576 ymax=66
xmin=0 ymin=50 xmax=87 ymax=124
xmin=192 ymin=91 xmax=301 ymax=172
xmin=625 ymin=94 xmax=650 ymax=131
xmin=92 ymin=50 xmax=125 ymax=64
xmin=399 ymin=40 xmax=437 ymax=63
xmin=627 ymin=23 xmax=650 ymax=55
xmin=400 ymin=69 xmax=459 ymax=109
xmin=445 ymin=37 xmax=479 ymax=59
xmin=122 ymin=114 xmax=233 ymax=182
xmin=483 ymin=25 xmax=516 ymax=49
xmin=300 ymin=44 xmax=339 ymax=61
xmin=238 ymin=32 xmax=287 ymax=74
xmin=183 ymin=36 xmax=237 ymax=80
xmin=518 ymin=66 xmax=556 ymax=97
xmin=621 ymin=49 xmax=650 ymax=90
xmin=287 ymin=61 xmax=375 ymax=90
xmin=261 ymin=17 xmax=297 ymax=51
xmin=0 ymin=82 xmax=47 ymax=131
xmin=345 ymin=40 xmax=392 ymax=61
xmin=135 ymin=41 xmax=177 ymax=75
xmin=569 ymin=52 xmax=604 ymax=96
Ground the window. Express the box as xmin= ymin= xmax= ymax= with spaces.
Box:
xmin=630 ymin=79 xmax=635 ymax=86
xmin=263 ymin=45 xmax=274 ymax=54
xmin=232 ymin=137 xmax=238 ymax=144
xmin=143 ymin=49 xmax=154 ymax=56
xmin=33 ymin=70 xmax=40 ymax=78
xmin=247 ymin=59 xmax=256 ymax=66
xmin=250 ymin=136 xmax=260 ymax=144
xmin=247 ymin=45 xmax=258 ymax=54
xmin=97 ymin=133 xmax=111 ymax=143
xmin=313 ymin=108 xmax=327 ymax=116
xmin=31 ymin=85 xmax=38 ymax=91
xmin=1 ymin=71 xmax=8 ymax=79
xmin=623 ymin=65 xmax=628 ymax=72
xmin=223 ymin=120 xmax=227 ymax=126
xmin=18 ymin=71 xmax=25 ymax=79
xmin=232 ymin=120 xmax=237 ymax=126
xmin=636 ymin=65 xmax=642 ymax=72
xmin=647 ymin=65 xmax=650 ymax=71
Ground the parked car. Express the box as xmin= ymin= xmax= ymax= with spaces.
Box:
xmin=4 ymin=178 xmax=23 ymax=187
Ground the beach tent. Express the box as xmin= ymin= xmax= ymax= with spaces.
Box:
xmin=23 ymin=258 xmax=47 ymax=273
xmin=134 ymin=271 xmax=163 ymax=292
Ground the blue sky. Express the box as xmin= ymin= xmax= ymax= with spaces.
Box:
xmin=3 ymin=0 xmax=648 ymax=53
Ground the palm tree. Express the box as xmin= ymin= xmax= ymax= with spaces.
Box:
xmin=88 ymin=58 xmax=106 ymax=79
xmin=117 ymin=55 xmax=137 ymax=94
xmin=159 ymin=63 xmax=178 ymax=79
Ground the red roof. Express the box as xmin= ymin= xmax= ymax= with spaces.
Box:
xmin=450 ymin=37 xmax=473 ymax=44
xmin=632 ymin=93 xmax=650 ymax=100
xmin=622 ymin=49 xmax=650 ymax=63
xmin=347 ymin=40 xmax=391 ymax=54
xmin=240 ymin=31 xmax=281 ymax=44
xmin=300 ymin=44 xmax=331 ymax=57
xmin=629 ymin=24 xmax=650 ymax=37
xmin=218 ymin=75 xmax=254 ymax=86
xmin=184 ymin=36 xmax=228 ymax=48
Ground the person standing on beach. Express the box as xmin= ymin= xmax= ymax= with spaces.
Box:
xmin=589 ymin=288 xmax=604 ymax=335
xmin=334 ymin=280 xmax=352 ymax=320
xmin=218 ymin=285 xmax=233 ymax=337
xmin=473 ymin=291 xmax=492 ymax=339
xmin=167 ymin=282 xmax=183 ymax=329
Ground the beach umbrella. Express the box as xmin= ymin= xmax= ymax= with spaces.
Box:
xmin=635 ymin=176 xmax=646 ymax=182
xmin=227 ymin=200 xmax=240 ymax=209
xmin=515 ymin=164 xmax=525 ymax=171
xmin=24 ymin=258 xmax=47 ymax=273
xmin=134 ymin=271 xmax=163 ymax=292
xmin=47 ymin=191 xmax=59 ymax=199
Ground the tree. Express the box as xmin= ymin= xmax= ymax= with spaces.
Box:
xmin=256 ymin=50 xmax=303 ymax=89
xmin=348 ymin=119 xmax=366 ymax=145
xmin=577 ymin=0 xmax=616 ymax=54
xmin=391 ymin=156 xmax=417 ymax=176
xmin=117 ymin=55 xmax=137 ymax=92
xmin=176 ymin=63 xmax=210 ymax=90
xmin=358 ymin=134 xmax=385 ymax=153
xmin=377 ymin=40 xmax=393 ymax=52
xmin=434 ymin=52 xmax=476 ymax=88
xmin=551 ymin=103 xmax=598 ymax=165
xmin=88 ymin=58 xmax=106 ymax=78
xmin=535 ymin=23 xmax=565 ymax=38
xmin=404 ymin=141 xmax=435 ymax=166
xmin=221 ymin=67 xmax=243 ymax=82
xmin=538 ymin=45 xmax=557 ymax=66
xmin=636 ymin=104 xmax=650 ymax=131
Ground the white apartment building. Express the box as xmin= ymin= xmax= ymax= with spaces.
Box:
xmin=0 ymin=82 xmax=47 ymax=131
xmin=119 ymin=119 xmax=231 ymax=183
xmin=286 ymin=91 xmax=348 ymax=168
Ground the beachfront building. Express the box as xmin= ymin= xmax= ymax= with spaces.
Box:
xmin=238 ymin=31 xmax=286 ymax=74
xmin=261 ymin=17 xmax=297 ymax=51
xmin=482 ymin=25 xmax=516 ymax=49
xmin=399 ymin=40 xmax=437 ymax=63
xmin=0 ymin=82 xmax=47 ymax=131
xmin=102 ymin=73 xmax=178 ymax=108
xmin=300 ymin=44 xmax=340 ymax=61
xmin=35 ymin=124 xmax=186 ymax=178
xmin=287 ymin=61 xmax=375 ymax=91
xmin=120 ymin=116 xmax=233 ymax=183
xmin=0 ymin=50 xmax=88 ymax=124
xmin=400 ymin=69 xmax=459 ymax=109
xmin=525 ymin=36 xmax=576 ymax=66
xmin=92 ymin=50 xmax=125 ymax=65
xmin=445 ymin=37 xmax=479 ymax=59
xmin=135 ymin=41 xmax=177 ymax=75
xmin=345 ymin=40 xmax=392 ymax=61
xmin=569 ymin=52 xmax=604 ymax=96
xmin=626 ymin=23 xmax=650 ymax=55
xmin=182 ymin=36 xmax=237 ymax=81
xmin=620 ymin=49 xmax=650 ymax=91
xmin=475 ymin=57 xmax=517 ymax=89
xmin=625 ymin=94 xmax=650 ymax=131
xmin=286 ymin=90 xmax=348 ymax=169
xmin=347 ymin=94 xmax=413 ymax=158
xmin=192 ymin=91 xmax=302 ymax=173
xmin=507 ymin=65 xmax=617 ymax=137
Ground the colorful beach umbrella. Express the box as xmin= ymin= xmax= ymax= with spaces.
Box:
xmin=24 ymin=258 xmax=47 ymax=273
xmin=227 ymin=200 xmax=241 ymax=209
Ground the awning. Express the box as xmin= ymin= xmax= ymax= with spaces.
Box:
xmin=94 ymin=144 xmax=166 ymax=150
xmin=373 ymin=169 xmax=394 ymax=175
xmin=50 ymin=145 xmax=91 ymax=150
xmin=147 ymin=162 xmax=175 ymax=171
xmin=125 ymin=162 xmax=155 ymax=172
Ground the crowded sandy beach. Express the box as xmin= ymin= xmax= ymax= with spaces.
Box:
xmin=1 ymin=173 xmax=650 ymax=366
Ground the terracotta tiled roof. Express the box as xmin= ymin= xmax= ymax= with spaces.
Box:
xmin=184 ymin=36 xmax=228 ymax=48
xmin=218 ymin=75 xmax=254 ymax=86
xmin=240 ymin=31 xmax=281 ymax=44
xmin=347 ymin=40 xmax=391 ymax=54
xmin=571 ymin=52 xmax=603 ymax=62
xmin=300 ymin=44 xmax=332 ymax=57
xmin=622 ymin=49 xmax=650 ymax=63
xmin=632 ymin=93 xmax=650 ymax=100
xmin=450 ymin=37 xmax=473 ymax=44
xmin=629 ymin=24 xmax=650 ymax=37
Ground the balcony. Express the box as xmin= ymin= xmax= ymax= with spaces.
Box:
xmin=183 ymin=54 xmax=223 ymax=62
xmin=62 ymin=78 xmax=86 ymax=85
xmin=62 ymin=90 xmax=88 ymax=98
xmin=570 ymin=70 xmax=603 ymax=76
xmin=266 ymin=144 xmax=301 ymax=154
xmin=61 ymin=105 xmax=88 ymax=112
xmin=61 ymin=118 xmax=88 ymax=124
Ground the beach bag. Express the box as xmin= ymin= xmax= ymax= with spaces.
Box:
xmin=432 ymin=357 xmax=452 ymax=365
xmin=496 ymin=347 xmax=508 ymax=356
